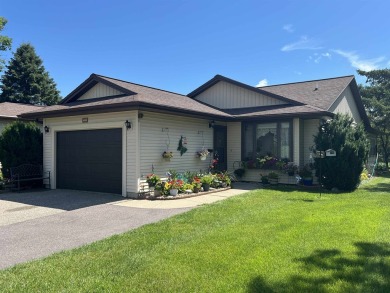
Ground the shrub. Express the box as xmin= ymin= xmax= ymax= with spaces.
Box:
xmin=313 ymin=114 xmax=369 ymax=191
xmin=0 ymin=121 xmax=43 ymax=178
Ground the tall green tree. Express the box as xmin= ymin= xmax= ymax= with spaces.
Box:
xmin=358 ymin=69 xmax=390 ymax=168
xmin=0 ymin=17 xmax=12 ymax=72
xmin=0 ymin=43 xmax=61 ymax=105
xmin=314 ymin=114 xmax=369 ymax=191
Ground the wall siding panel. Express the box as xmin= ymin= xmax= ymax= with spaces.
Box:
xmin=226 ymin=122 xmax=241 ymax=171
xmin=303 ymin=119 xmax=320 ymax=165
xmin=139 ymin=113 xmax=213 ymax=178
xmin=329 ymin=86 xmax=362 ymax=123
xmin=78 ymin=83 xmax=123 ymax=100
xmin=194 ymin=81 xmax=286 ymax=109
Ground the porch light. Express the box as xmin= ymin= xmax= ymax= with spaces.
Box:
xmin=44 ymin=126 xmax=50 ymax=133
xmin=209 ymin=120 xmax=215 ymax=128
xmin=125 ymin=120 xmax=132 ymax=129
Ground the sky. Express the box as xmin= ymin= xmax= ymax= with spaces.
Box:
xmin=1 ymin=0 xmax=390 ymax=98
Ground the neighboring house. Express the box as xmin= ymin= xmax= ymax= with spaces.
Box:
xmin=21 ymin=74 xmax=371 ymax=197
xmin=0 ymin=102 xmax=42 ymax=134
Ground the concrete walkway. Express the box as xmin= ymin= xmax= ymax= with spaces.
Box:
xmin=0 ymin=183 xmax=257 ymax=270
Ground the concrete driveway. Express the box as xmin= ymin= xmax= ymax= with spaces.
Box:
xmin=0 ymin=184 xmax=255 ymax=270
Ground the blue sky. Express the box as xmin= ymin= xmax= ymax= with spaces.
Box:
xmin=1 ymin=0 xmax=389 ymax=97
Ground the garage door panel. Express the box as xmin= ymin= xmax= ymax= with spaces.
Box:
xmin=57 ymin=129 xmax=122 ymax=194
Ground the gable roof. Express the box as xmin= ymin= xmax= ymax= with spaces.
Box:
xmin=187 ymin=74 xmax=304 ymax=106
xmin=259 ymin=75 xmax=355 ymax=110
xmin=21 ymin=74 xmax=232 ymax=119
xmin=0 ymin=102 xmax=42 ymax=119
xmin=20 ymin=73 xmax=371 ymax=130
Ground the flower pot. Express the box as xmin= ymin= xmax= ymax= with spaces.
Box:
xmin=193 ymin=187 xmax=200 ymax=193
xmin=154 ymin=189 xmax=161 ymax=197
xmin=202 ymin=183 xmax=210 ymax=192
xmin=269 ymin=178 xmax=278 ymax=185
xmin=302 ymin=178 xmax=313 ymax=186
xmin=200 ymin=156 xmax=207 ymax=161
xmin=169 ymin=189 xmax=179 ymax=196
xmin=163 ymin=157 xmax=171 ymax=162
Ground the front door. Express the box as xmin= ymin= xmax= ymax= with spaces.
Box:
xmin=213 ymin=126 xmax=227 ymax=171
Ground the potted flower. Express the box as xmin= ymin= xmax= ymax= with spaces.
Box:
xmin=200 ymin=174 xmax=214 ymax=191
xmin=298 ymin=165 xmax=313 ymax=186
xmin=217 ymin=172 xmax=231 ymax=187
xmin=268 ymin=172 xmax=279 ymax=185
xmin=168 ymin=179 xmax=183 ymax=196
xmin=162 ymin=151 xmax=173 ymax=160
xmin=283 ymin=162 xmax=298 ymax=176
xmin=154 ymin=181 xmax=164 ymax=197
xmin=192 ymin=177 xmax=202 ymax=193
xmin=196 ymin=149 xmax=210 ymax=160
xmin=260 ymin=174 xmax=269 ymax=184
xmin=146 ymin=173 xmax=160 ymax=187
xmin=234 ymin=168 xmax=245 ymax=179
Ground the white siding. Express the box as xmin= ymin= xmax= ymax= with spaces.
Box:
xmin=43 ymin=111 xmax=138 ymax=196
xmin=78 ymin=83 xmax=123 ymax=100
xmin=194 ymin=81 xmax=286 ymax=109
xmin=226 ymin=122 xmax=241 ymax=171
xmin=139 ymin=112 xmax=213 ymax=177
xmin=303 ymin=119 xmax=320 ymax=165
xmin=293 ymin=118 xmax=300 ymax=165
xmin=328 ymin=86 xmax=362 ymax=123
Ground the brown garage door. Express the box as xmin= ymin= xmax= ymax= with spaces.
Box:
xmin=56 ymin=129 xmax=122 ymax=194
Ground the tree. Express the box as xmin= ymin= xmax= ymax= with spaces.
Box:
xmin=0 ymin=121 xmax=43 ymax=178
xmin=0 ymin=43 xmax=61 ymax=105
xmin=0 ymin=17 xmax=12 ymax=72
xmin=314 ymin=114 xmax=369 ymax=192
xmin=358 ymin=69 xmax=390 ymax=169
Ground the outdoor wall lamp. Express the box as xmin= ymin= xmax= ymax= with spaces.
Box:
xmin=209 ymin=120 xmax=215 ymax=128
xmin=44 ymin=126 xmax=50 ymax=133
xmin=125 ymin=120 xmax=132 ymax=129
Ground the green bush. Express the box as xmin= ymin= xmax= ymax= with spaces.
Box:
xmin=0 ymin=121 xmax=43 ymax=178
xmin=314 ymin=114 xmax=369 ymax=191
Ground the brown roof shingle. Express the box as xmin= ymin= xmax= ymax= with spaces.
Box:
xmin=260 ymin=76 xmax=354 ymax=110
xmin=0 ymin=102 xmax=43 ymax=118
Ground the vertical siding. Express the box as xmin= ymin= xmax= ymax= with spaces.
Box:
xmin=78 ymin=83 xmax=123 ymax=100
xmin=328 ymin=86 xmax=362 ymax=123
xmin=303 ymin=119 xmax=320 ymax=165
xmin=226 ymin=122 xmax=241 ymax=171
xmin=43 ymin=111 xmax=137 ymax=195
xmin=139 ymin=112 xmax=213 ymax=178
xmin=293 ymin=118 xmax=300 ymax=165
xmin=194 ymin=81 xmax=286 ymax=109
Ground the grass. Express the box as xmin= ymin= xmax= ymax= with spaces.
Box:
xmin=1 ymin=176 xmax=390 ymax=292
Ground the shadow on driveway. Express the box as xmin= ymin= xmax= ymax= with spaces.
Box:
xmin=0 ymin=189 xmax=122 ymax=211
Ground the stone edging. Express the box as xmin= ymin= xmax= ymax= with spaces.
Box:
xmin=146 ymin=187 xmax=231 ymax=201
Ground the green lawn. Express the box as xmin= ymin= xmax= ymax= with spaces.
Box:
xmin=1 ymin=176 xmax=390 ymax=292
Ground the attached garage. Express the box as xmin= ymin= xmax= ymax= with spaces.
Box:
xmin=56 ymin=128 xmax=122 ymax=194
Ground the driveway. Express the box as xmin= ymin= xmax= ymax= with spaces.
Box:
xmin=0 ymin=184 xmax=255 ymax=270
xmin=0 ymin=189 xmax=191 ymax=270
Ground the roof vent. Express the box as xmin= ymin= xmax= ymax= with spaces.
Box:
xmin=314 ymin=82 xmax=319 ymax=91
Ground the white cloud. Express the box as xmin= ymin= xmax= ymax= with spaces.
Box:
xmin=282 ymin=24 xmax=294 ymax=33
xmin=332 ymin=49 xmax=384 ymax=71
xmin=322 ymin=52 xmax=331 ymax=58
xmin=281 ymin=36 xmax=322 ymax=52
xmin=294 ymin=71 xmax=302 ymax=75
xmin=256 ymin=79 xmax=268 ymax=87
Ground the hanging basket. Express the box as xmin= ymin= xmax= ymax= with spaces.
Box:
xmin=200 ymin=155 xmax=207 ymax=161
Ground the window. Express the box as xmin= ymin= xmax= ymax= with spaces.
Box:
xmin=243 ymin=121 xmax=292 ymax=161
